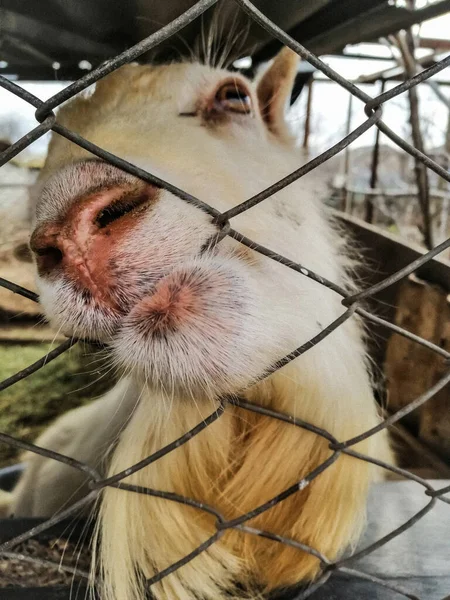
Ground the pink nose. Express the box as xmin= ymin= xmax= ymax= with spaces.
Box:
xmin=30 ymin=181 xmax=158 ymax=302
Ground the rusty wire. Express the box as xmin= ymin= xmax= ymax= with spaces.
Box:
xmin=0 ymin=1 xmax=449 ymax=598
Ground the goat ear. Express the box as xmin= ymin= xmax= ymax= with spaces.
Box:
xmin=256 ymin=47 xmax=299 ymax=140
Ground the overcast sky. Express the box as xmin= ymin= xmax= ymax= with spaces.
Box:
xmin=1 ymin=7 xmax=449 ymax=165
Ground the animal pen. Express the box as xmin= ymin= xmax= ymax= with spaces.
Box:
xmin=0 ymin=1 xmax=450 ymax=599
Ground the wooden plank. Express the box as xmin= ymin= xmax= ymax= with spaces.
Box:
xmin=306 ymin=0 xmax=450 ymax=56
xmin=384 ymin=277 xmax=447 ymax=417
xmin=384 ymin=275 xmax=450 ymax=461
xmin=338 ymin=212 xmax=450 ymax=380
xmin=420 ymin=312 xmax=450 ymax=460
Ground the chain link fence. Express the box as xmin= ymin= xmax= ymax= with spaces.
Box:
xmin=0 ymin=0 xmax=449 ymax=598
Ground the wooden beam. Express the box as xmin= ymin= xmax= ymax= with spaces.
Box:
xmin=419 ymin=37 xmax=450 ymax=51
xmin=305 ymin=0 xmax=450 ymax=57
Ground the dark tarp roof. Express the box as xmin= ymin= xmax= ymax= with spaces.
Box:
xmin=1 ymin=0 xmax=450 ymax=80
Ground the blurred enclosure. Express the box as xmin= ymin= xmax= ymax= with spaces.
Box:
xmin=0 ymin=0 xmax=450 ymax=477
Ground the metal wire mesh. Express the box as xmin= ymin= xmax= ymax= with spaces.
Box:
xmin=0 ymin=1 xmax=449 ymax=598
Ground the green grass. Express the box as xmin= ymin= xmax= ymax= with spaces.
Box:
xmin=0 ymin=342 xmax=114 ymax=465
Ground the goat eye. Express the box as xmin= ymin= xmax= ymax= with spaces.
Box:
xmin=215 ymin=82 xmax=252 ymax=114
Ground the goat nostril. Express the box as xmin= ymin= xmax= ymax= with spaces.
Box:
xmin=95 ymin=189 xmax=151 ymax=229
xmin=35 ymin=246 xmax=63 ymax=273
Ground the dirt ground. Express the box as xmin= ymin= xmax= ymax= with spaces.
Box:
xmin=0 ymin=536 xmax=91 ymax=588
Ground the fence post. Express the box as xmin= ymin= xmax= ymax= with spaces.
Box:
xmin=302 ymin=78 xmax=314 ymax=152
xmin=364 ymin=79 xmax=386 ymax=224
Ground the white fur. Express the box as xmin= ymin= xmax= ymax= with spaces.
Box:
xmin=11 ymin=56 xmax=391 ymax=600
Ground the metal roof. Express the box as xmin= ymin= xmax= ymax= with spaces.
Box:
xmin=1 ymin=0 xmax=450 ymax=80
